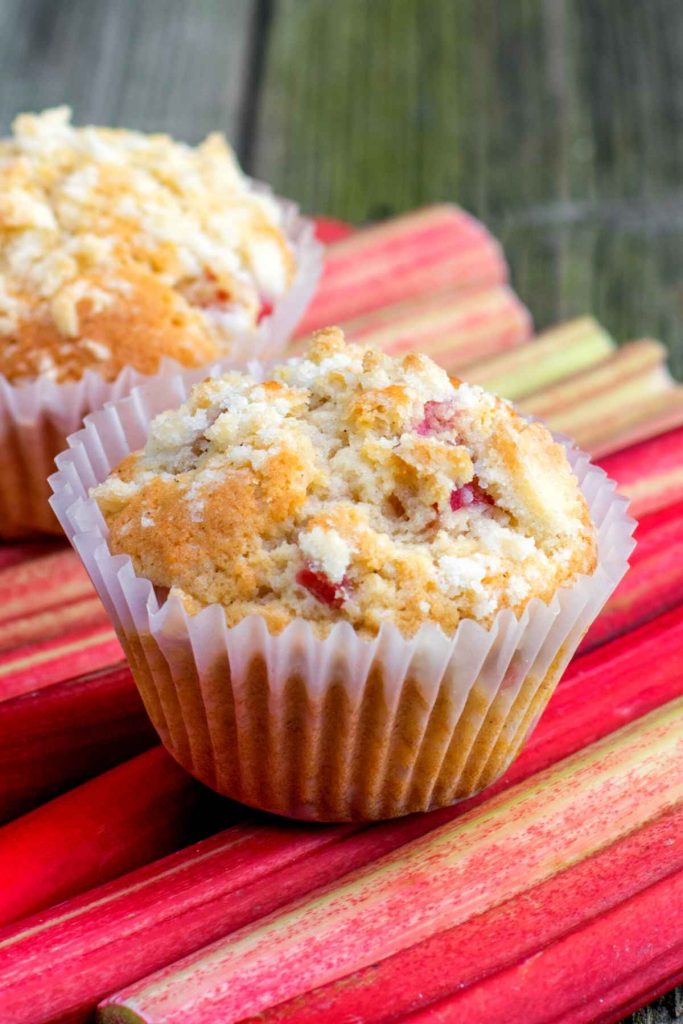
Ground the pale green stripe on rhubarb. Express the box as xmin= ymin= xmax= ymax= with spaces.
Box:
xmin=466 ymin=316 xmax=615 ymax=401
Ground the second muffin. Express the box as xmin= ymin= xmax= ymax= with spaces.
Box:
xmin=0 ymin=107 xmax=320 ymax=535
xmin=0 ymin=107 xmax=298 ymax=382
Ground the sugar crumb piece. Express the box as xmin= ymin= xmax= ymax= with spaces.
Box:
xmin=90 ymin=476 xmax=139 ymax=515
xmin=437 ymin=554 xmax=487 ymax=595
xmin=81 ymin=338 xmax=111 ymax=361
xmin=225 ymin=443 xmax=271 ymax=471
xmin=299 ymin=526 xmax=351 ymax=583
xmin=50 ymin=291 xmax=80 ymax=337
xmin=36 ymin=353 xmax=59 ymax=381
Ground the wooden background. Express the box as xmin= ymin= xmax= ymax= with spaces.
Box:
xmin=0 ymin=1 xmax=681 ymax=1021
xmin=1 ymin=0 xmax=683 ymax=380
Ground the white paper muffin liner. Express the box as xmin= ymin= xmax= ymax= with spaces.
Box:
xmin=49 ymin=371 xmax=635 ymax=821
xmin=0 ymin=185 xmax=322 ymax=537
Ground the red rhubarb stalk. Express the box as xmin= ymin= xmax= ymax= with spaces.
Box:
xmin=0 ymin=540 xmax=63 ymax=572
xmin=299 ymin=205 xmax=507 ymax=334
xmin=97 ymin=698 xmax=683 ymax=1024
xmin=0 ymin=595 xmax=109 ymax=653
xmin=0 ymin=607 xmax=680 ymax=1024
xmin=369 ymin=286 xmax=529 ymax=353
xmin=346 ymin=286 xmax=530 ymax=363
xmin=402 ymin=863 xmax=683 ymax=1024
xmin=597 ymin=424 xmax=683 ymax=520
xmin=0 ymin=621 xmax=122 ymax=700
xmin=304 ymin=244 xmax=507 ymax=334
xmin=573 ymin=388 xmax=683 ymax=459
xmin=423 ymin=290 xmax=532 ymax=367
xmin=0 ymin=663 xmax=154 ymax=823
xmin=580 ymin=500 xmax=683 ymax=652
xmin=289 ymin=286 xmax=531 ymax=368
xmin=0 ymin=823 xmax=361 ymax=1024
xmin=0 ymin=746 xmax=234 ymax=927
xmin=313 ymin=218 xmax=354 ymax=244
xmin=314 ymin=205 xmax=500 ymax=283
xmin=243 ymin=802 xmax=683 ymax=1024
xmin=0 ymin=548 xmax=95 ymax=628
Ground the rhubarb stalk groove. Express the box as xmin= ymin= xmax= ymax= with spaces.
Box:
xmin=98 ymin=698 xmax=683 ymax=1024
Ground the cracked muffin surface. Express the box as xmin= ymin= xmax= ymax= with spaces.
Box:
xmin=93 ymin=327 xmax=597 ymax=637
xmin=0 ymin=107 xmax=295 ymax=384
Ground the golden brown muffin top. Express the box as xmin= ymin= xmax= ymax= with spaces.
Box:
xmin=0 ymin=108 xmax=295 ymax=383
xmin=93 ymin=328 xmax=597 ymax=637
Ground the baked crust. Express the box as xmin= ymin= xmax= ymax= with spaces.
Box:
xmin=0 ymin=108 xmax=295 ymax=383
xmin=94 ymin=328 xmax=598 ymax=637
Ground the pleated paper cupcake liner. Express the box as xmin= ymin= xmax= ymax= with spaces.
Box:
xmin=1 ymin=186 xmax=322 ymax=537
xmin=50 ymin=370 xmax=636 ymax=821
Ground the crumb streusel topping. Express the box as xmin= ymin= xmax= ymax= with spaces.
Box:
xmin=93 ymin=328 xmax=597 ymax=637
xmin=0 ymin=107 xmax=294 ymax=383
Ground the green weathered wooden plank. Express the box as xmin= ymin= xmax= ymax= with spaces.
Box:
xmin=255 ymin=0 xmax=683 ymax=379
xmin=254 ymin=0 xmax=591 ymax=221
xmin=0 ymin=0 xmax=254 ymax=143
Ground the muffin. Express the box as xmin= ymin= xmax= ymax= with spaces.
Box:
xmin=0 ymin=107 xmax=320 ymax=535
xmin=53 ymin=329 xmax=635 ymax=821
